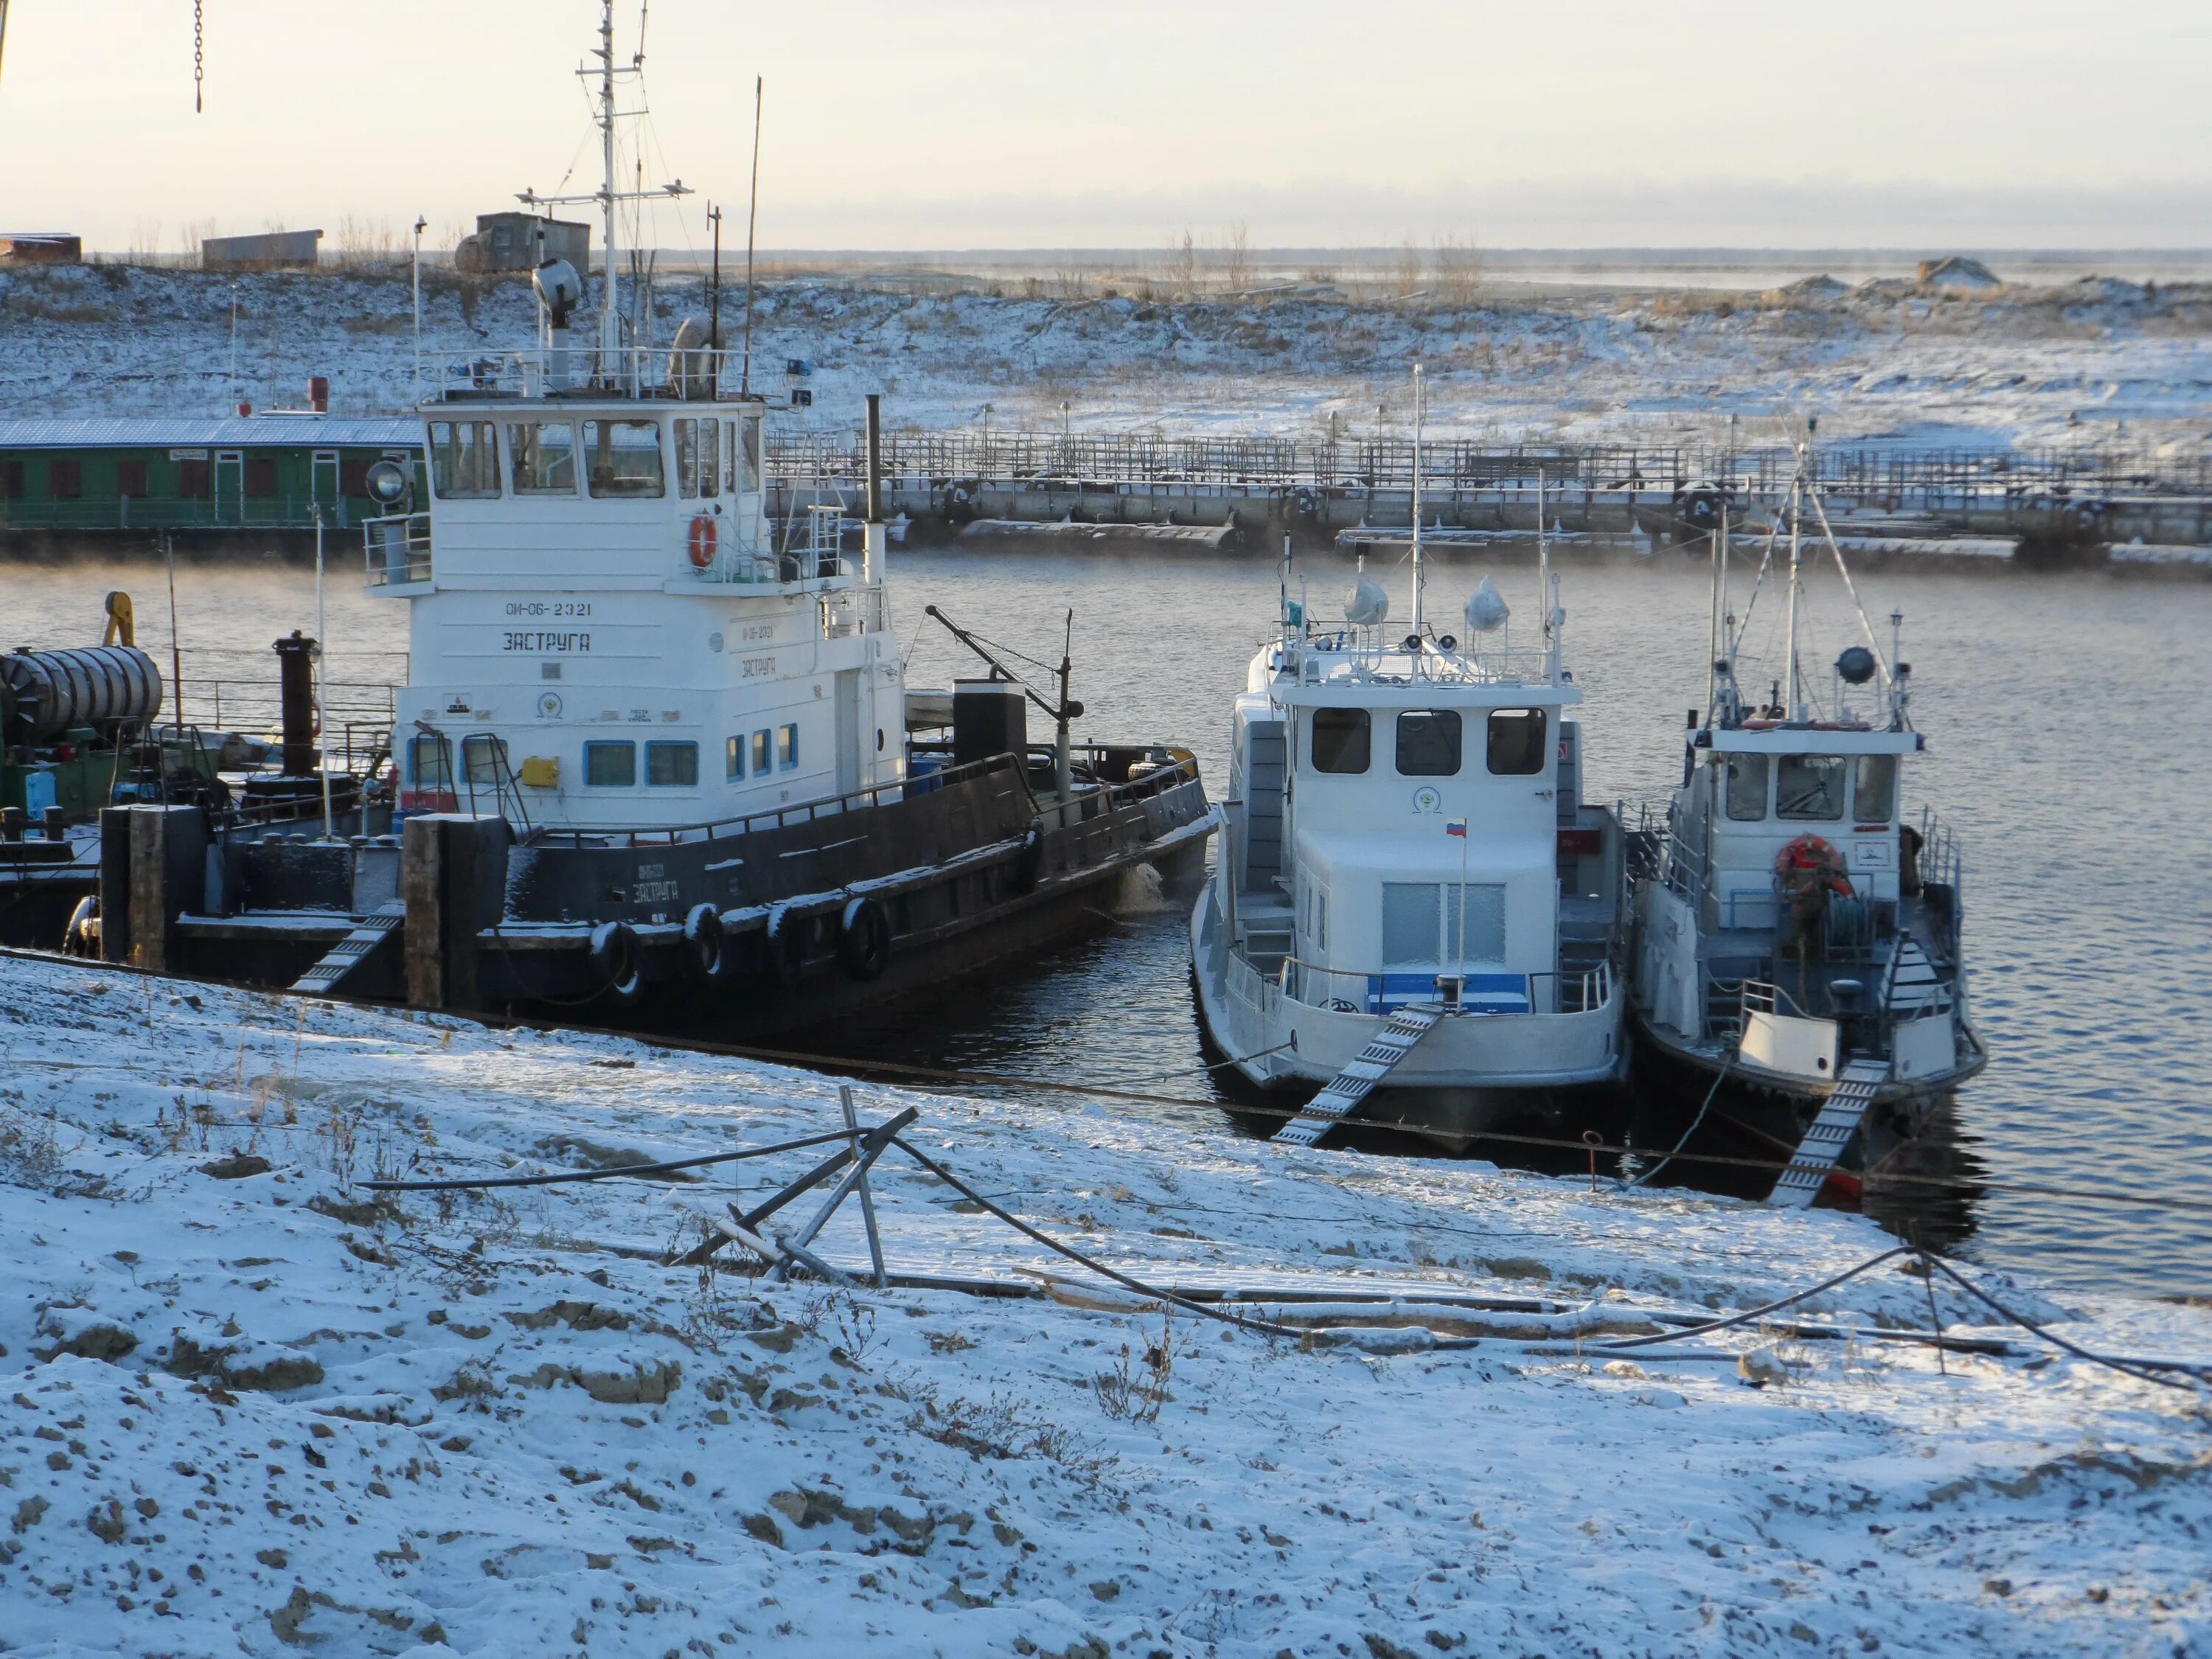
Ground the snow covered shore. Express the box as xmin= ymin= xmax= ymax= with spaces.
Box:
xmin=2 ymin=262 xmax=2207 ymax=456
xmin=1 ymin=949 xmax=2206 ymax=1658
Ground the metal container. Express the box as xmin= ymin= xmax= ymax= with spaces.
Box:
xmin=0 ymin=646 xmax=163 ymax=742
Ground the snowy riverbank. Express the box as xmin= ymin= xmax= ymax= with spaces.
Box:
xmin=1 ymin=949 xmax=2206 ymax=1658
xmin=2 ymin=262 xmax=2208 ymax=456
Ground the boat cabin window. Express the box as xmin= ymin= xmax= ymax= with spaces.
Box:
xmin=1776 ymin=754 xmax=1846 ymax=821
xmin=1853 ymin=754 xmax=1898 ymax=823
xmin=584 ymin=740 xmax=636 ymax=787
xmin=461 ymin=734 xmax=508 ymax=787
xmin=428 ymin=421 xmax=500 ymax=498
xmin=1382 ymin=881 xmax=1506 ymax=967
xmin=1310 ymin=709 xmax=1370 ymax=773
xmin=675 ymin=417 xmax=721 ymax=498
xmin=777 ymin=723 xmax=799 ymax=771
xmin=726 ymin=736 xmax=746 ymax=780
xmin=583 ymin=420 xmax=665 ymax=498
xmin=1723 ymin=751 xmax=1769 ymax=821
xmin=734 ymin=419 xmax=763 ymax=493
xmin=751 ymin=730 xmax=772 ymax=774
xmin=408 ymin=734 xmax=453 ymax=788
xmin=1485 ymin=707 xmax=1548 ymax=776
xmin=509 ymin=422 xmax=577 ymax=494
xmin=646 ymin=740 xmax=698 ymax=786
xmin=1395 ymin=709 xmax=1461 ymax=776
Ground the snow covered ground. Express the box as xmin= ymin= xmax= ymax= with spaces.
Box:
xmin=2 ymin=262 xmax=2208 ymax=456
xmin=2 ymin=948 xmax=2207 ymax=1658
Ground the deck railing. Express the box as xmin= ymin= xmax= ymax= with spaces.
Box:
xmin=364 ymin=512 xmax=433 ymax=586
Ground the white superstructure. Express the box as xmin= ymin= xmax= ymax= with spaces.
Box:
xmin=1191 ymin=560 xmax=1627 ymax=1130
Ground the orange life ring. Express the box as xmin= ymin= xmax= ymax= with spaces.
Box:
xmin=687 ymin=513 xmax=717 ymax=567
xmin=1775 ymin=834 xmax=1852 ymax=897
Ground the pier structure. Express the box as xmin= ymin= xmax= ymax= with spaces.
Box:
xmin=765 ymin=431 xmax=2212 ymax=560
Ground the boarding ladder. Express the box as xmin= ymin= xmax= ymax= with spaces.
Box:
xmin=1767 ymin=1058 xmax=1890 ymax=1208
xmin=1276 ymin=1005 xmax=1442 ymax=1148
xmin=291 ymin=902 xmax=405 ymax=996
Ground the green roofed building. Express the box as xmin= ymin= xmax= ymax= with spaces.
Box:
xmin=0 ymin=417 xmax=422 ymax=537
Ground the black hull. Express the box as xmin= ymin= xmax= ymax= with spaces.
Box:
xmin=78 ymin=752 xmax=1216 ymax=1046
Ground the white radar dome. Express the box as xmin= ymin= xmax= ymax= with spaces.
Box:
xmin=1345 ymin=575 xmax=1390 ymax=626
xmin=1464 ymin=574 xmax=1510 ymax=633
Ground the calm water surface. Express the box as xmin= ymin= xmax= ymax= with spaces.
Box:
xmin=6 ymin=548 xmax=2208 ymax=1298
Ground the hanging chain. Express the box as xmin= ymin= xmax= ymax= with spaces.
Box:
xmin=193 ymin=0 xmax=204 ymax=114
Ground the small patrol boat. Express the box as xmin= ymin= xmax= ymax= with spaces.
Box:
xmin=1627 ymin=434 xmax=1986 ymax=1201
xmin=1191 ymin=380 xmax=1627 ymax=1147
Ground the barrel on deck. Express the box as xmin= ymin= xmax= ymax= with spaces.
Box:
xmin=0 ymin=647 xmax=162 ymax=742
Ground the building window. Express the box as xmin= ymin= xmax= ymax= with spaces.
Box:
xmin=116 ymin=460 xmax=149 ymax=496
xmin=509 ymin=422 xmax=577 ymax=493
xmin=428 ymin=421 xmax=501 ymax=498
xmin=584 ymin=740 xmax=636 ymax=787
xmin=177 ymin=459 xmax=211 ymax=498
xmin=244 ymin=456 xmax=278 ymax=498
xmin=1394 ymin=709 xmax=1461 ymax=776
xmin=582 ymin=420 xmax=664 ymax=498
xmin=1723 ymin=752 xmax=1768 ymax=821
xmin=777 ymin=723 xmax=799 ymax=770
xmin=674 ymin=417 xmax=721 ymax=498
xmin=0 ymin=461 xmax=22 ymax=501
xmin=408 ymin=734 xmax=453 ymax=788
xmin=646 ymin=740 xmax=698 ymax=786
xmin=751 ymin=730 xmax=772 ymax=774
xmin=1310 ymin=708 xmax=1370 ymax=773
xmin=49 ymin=459 xmax=81 ymax=499
xmin=1485 ymin=708 xmax=1548 ymax=775
xmin=726 ymin=736 xmax=745 ymax=780
xmin=1776 ymin=754 xmax=1847 ymax=821
xmin=1853 ymin=754 xmax=1898 ymax=823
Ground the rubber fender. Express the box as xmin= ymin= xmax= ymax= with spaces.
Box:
xmin=765 ymin=905 xmax=809 ymax=987
xmin=836 ymin=894 xmax=893 ymax=982
xmin=588 ymin=919 xmax=644 ymax=1005
xmin=684 ymin=902 xmax=727 ymax=981
xmin=1012 ymin=821 xmax=1046 ymax=894
xmin=63 ymin=896 xmax=99 ymax=959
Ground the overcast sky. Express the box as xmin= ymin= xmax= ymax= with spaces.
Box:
xmin=3 ymin=0 xmax=2207 ymax=253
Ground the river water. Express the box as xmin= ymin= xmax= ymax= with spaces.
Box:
xmin=6 ymin=547 xmax=2208 ymax=1300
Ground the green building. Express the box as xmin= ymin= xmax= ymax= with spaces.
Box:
xmin=0 ymin=417 xmax=422 ymax=534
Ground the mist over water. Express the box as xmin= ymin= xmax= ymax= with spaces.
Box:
xmin=7 ymin=547 xmax=2208 ymax=1299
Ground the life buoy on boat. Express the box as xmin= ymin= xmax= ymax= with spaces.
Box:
xmin=1774 ymin=835 xmax=1853 ymax=899
xmin=836 ymin=895 xmax=893 ymax=982
xmin=684 ymin=902 xmax=728 ymax=981
xmin=589 ymin=920 xmax=644 ymax=1005
xmin=686 ymin=514 xmax=718 ymax=568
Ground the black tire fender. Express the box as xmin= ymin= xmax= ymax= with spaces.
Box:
xmin=835 ymin=894 xmax=893 ymax=982
xmin=684 ymin=902 xmax=727 ymax=981
xmin=588 ymin=920 xmax=644 ymax=1005
xmin=765 ymin=905 xmax=809 ymax=987
xmin=1012 ymin=821 xmax=1046 ymax=894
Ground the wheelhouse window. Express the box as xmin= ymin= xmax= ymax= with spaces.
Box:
xmin=1853 ymin=754 xmax=1898 ymax=823
xmin=675 ymin=417 xmax=721 ymax=498
xmin=584 ymin=740 xmax=636 ymax=787
xmin=1723 ymin=751 xmax=1769 ymax=821
xmin=1485 ymin=707 xmax=1548 ymax=775
xmin=428 ymin=421 xmax=500 ymax=498
xmin=1310 ymin=708 xmax=1370 ymax=773
xmin=461 ymin=734 xmax=508 ymax=788
xmin=734 ymin=419 xmax=763 ymax=493
xmin=646 ymin=740 xmax=698 ymax=787
xmin=1394 ymin=709 xmax=1461 ymax=776
xmin=509 ymin=422 xmax=577 ymax=493
xmin=1775 ymin=754 xmax=1847 ymax=821
xmin=583 ymin=420 xmax=665 ymax=498
xmin=408 ymin=734 xmax=453 ymax=788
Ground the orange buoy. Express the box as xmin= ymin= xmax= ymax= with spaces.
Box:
xmin=687 ymin=514 xmax=717 ymax=568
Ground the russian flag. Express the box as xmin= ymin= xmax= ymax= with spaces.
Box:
xmin=1445 ymin=818 xmax=1467 ymax=838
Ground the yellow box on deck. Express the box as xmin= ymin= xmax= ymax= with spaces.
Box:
xmin=518 ymin=757 xmax=560 ymax=789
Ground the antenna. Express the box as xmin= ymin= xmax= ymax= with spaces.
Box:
xmin=1410 ymin=363 xmax=1425 ymax=639
xmin=742 ymin=74 xmax=762 ymax=397
xmin=1536 ymin=464 xmax=1551 ymax=678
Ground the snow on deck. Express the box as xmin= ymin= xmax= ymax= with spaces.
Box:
xmin=0 ymin=950 xmax=2205 ymax=1657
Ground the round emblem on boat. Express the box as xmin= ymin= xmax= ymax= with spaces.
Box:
xmin=709 ymin=631 xmax=725 ymax=653
xmin=1412 ymin=786 xmax=1441 ymax=814
xmin=537 ymin=692 xmax=563 ymax=719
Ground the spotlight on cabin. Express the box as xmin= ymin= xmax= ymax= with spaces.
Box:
xmin=1402 ymin=633 xmax=1423 ymax=653
xmin=365 ymin=458 xmax=413 ymax=510
xmin=1438 ymin=634 xmax=1458 ymax=652
xmin=1835 ymin=645 xmax=1878 ymax=685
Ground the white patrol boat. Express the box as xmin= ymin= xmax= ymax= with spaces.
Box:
xmin=1628 ymin=438 xmax=1985 ymax=1201
xmin=86 ymin=2 xmax=1212 ymax=1034
xmin=1191 ymin=413 xmax=1627 ymax=1147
